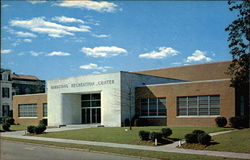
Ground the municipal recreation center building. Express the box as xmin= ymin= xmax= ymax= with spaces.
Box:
xmin=13 ymin=61 xmax=249 ymax=127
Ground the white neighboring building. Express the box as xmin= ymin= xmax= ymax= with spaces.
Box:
xmin=0 ymin=69 xmax=13 ymax=117
xmin=47 ymin=71 xmax=183 ymax=127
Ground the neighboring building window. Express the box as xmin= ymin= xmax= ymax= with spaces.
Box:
xmin=2 ymin=105 xmax=10 ymax=117
xmin=177 ymin=95 xmax=220 ymax=116
xmin=2 ymin=88 xmax=10 ymax=98
xmin=140 ymin=98 xmax=166 ymax=117
xmin=18 ymin=104 xmax=37 ymax=117
xmin=43 ymin=103 xmax=47 ymax=117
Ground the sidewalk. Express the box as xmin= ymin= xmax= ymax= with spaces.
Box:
xmin=1 ymin=128 xmax=249 ymax=160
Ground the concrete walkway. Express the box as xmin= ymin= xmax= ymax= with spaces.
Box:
xmin=1 ymin=128 xmax=249 ymax=160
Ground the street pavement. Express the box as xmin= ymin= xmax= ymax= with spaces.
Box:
xmin=1 ymin=126 xmax=250 ymax=160
xmin=0 ymin=140 xmax=144 ymax=160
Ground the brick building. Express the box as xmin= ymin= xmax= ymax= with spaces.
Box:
xmin=12 ymin=61 xmax=249 ymax=127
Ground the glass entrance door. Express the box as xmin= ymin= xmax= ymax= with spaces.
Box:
xmin=81 ymin=93 xmax=101 ymax=124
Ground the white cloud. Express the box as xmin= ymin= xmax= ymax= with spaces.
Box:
xmin=10 ymin=17 xmax=91 ymax=38
xmin=139 ymin=47 xmax=179 ymax=59
xmin=81 ymin=46 xmax=127 ymax=58
xmin=52 ymin=16 xmax=84 ymax=24
xmin=92 ymin=34 xmax=110 ymax=38
xmin=79 ymin=63 xmax=111 ymax=72
xmin=27 ymin=0 xmax=46 ymax=4
xmin=30 ymin=51 xmax=43 ymax=56
xmin=15 ymin=31 xmax=37 ymax=37
xmin=23 ymin=39 xmax=32 ymax=42
xmin=1 ymin=49 xmax=12 ymax=54
xmin=54 ymin=1 xmax=118 ymax=13
xmin=47 ymin=51 xmax=70 ymax=56
xmin=2 ymin=4 xmax=10 ymax=8
xmin=186 ymin=50 xmax=212 ymax=62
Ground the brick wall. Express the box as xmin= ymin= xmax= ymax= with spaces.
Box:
xmin=135 ymin=80 xmax=235 ymax=127
xmin=13 ymin=93 xmax=47 ymax=125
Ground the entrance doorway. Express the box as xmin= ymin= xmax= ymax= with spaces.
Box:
xmin=81 ymin=93 xmax=101 ymax=124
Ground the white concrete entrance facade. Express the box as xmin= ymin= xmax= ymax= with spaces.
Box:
xmin=47 ymin=71 xmax=183 ymax=127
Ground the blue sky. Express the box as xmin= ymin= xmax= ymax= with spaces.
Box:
xmin=1 ymin=0 xmax=236 ymax=80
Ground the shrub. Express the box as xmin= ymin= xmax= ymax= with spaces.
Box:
xmin=215 ymin=117 xmax=227 ymax=127
xmin=2 ymin=123 xmax=10 ymax=131
xmin=198 ymin=133 xmax=211 ymax=145
xmin=139 ymin=130 xmax=150 ymax=140
xmin=192 ymin=130 xmax=205 ymax=136
xmin=35 ymin=124 xmax=46 ymax=134
xmin=161 ymin=128 xmax=172 ymax=138
xmin=150 ymin=132 xmax=163 ymax=141
xmin=238 ymin=116 xmax=249 ymax=128
xmin=229 ymin=117 xmax=240 ymax=128
xmin=27 ymin=125 xmax=36 ymax=134
xmin=124 ymin=118 xmax=130 ymax=127
xmin=185 ymin=133 xmax=198 ymax=143
xmin=39 ymin=119 xmax=48 ymax=126
xmin=3 ymin=117 xmax=15 ymax=125
xmin=134 ymin=119 xmax=148 ymax=126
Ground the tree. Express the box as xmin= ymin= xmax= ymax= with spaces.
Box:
xmin=225 ymin=0 xmax=250 ymax=87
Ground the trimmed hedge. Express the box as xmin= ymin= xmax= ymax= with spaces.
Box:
xmin=2 ymin=123 xmax=11 ymax=131
xmin=3 ymin=117 xmax=15 ymax=125
xmin=161 ymin=128 xmax=172 ymax=138
xmin=215 ymin=117 xmax=227 ymax=127
xmin=185 ymin=130 xmax=211 ymax=145
xmin=198 ymin=133 xmax=211 ymax=145
xmin=35 ymin=124 xmax=46 ymax=134
xmin=134 ymin=119 xmax=149 ymax=126
xmin=229 ymin=116 xmax=248 ymax=128
xmin=39 ymin=119 xmax=48 ymax=126
xmin=27 ymin=125 xmax=36 ymax=134
xmin=192 ymin=130 xmax=205 ymax=136
xmin=27 ymin=124 xmax=46 ymax=134
xmin=139 ymin=130 xmax=150 ymax=140
xmin=150 ymin=132 xmax=163 ymax=141
xmin=185 ymin=133 xmax=197 ymax=143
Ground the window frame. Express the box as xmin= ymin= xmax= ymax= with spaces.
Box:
xmin=139 ymin=97 xmax=167 ymax=118
xmin=18 ymin=104 xmax=38 ymax=118
xmin=176 ymin=95 xmax=220 ymax=117
xmin=43 ymin=103 xmax=47 ymax=118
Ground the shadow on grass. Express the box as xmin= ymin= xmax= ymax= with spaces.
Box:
xmin=138 ymin=137 xmax=180 ymax=146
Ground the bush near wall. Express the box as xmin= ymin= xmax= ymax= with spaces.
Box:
xmin=229 ymin=116 xmax=249 ymax=128
xmin=215 ymin=117 xmax=227 ymax=127
xmin=134 ymin=119 xmax=149 ymax=126
xmin=2 ymin=123 xmax=11 ymax=131
xmin=3 ymin=117 xmax=15 ymax=125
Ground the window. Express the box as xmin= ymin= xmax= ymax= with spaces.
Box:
xmin=140 ymin=98 xmax=166 ymax=117
xmin=2 ymin=88 xmax=10 ymax=98
xmin=18 ymin=104 xmax=37 ymax=117
xmin=43 ymin=103 xmax=47 ymax=117
xmin=177 ymin=95 xmax=220 ymax=116
xmin=2 ymin=105 xmax=10 ymax=117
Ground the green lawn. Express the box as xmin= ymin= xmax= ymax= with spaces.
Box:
xmin=207 ymin=128 xmax=250 ymax=153
xmin=2 ymin=137 xmax=241 ymax=160
xmin=0 ymin=124 xmax=28 ymax=131
xmin=37 ymin=126 xmax=230 ymax=145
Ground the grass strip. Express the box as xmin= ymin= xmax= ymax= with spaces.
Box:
xmin=1 ymin=137 xmax=241 ymax=160
xmin=207 ymin=128 xmax=250 ymax=153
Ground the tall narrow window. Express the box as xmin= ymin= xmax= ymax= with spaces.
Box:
xmin=43 ymin=103 xmax=47 ymax=117
xmin=2 ymin=105 xmax=10 ymax=117
xmin=2 ymin=88 xmax=10 ymax=98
